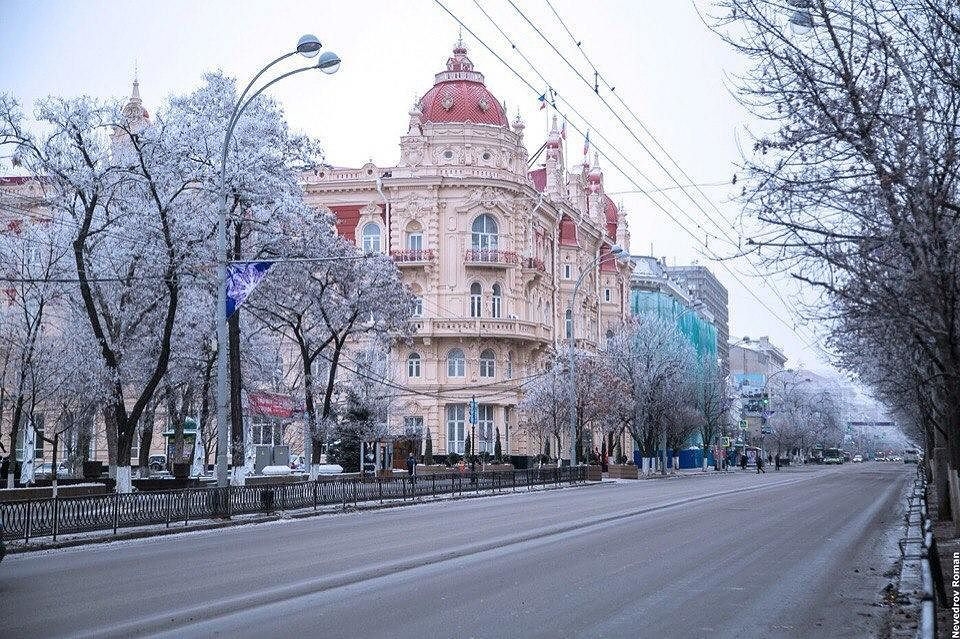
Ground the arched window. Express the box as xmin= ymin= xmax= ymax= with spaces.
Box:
xmin=447 ymin=348 xmax=465 ymax=377
xmin=407 ymin=353 xmax=421 ymax=378
xmin=491 ymin=283 xmax=502 ymax=318
xmin=605 ymin=329 xmax=614 ymax=346
xmin=471 ymin=214 xmax=499 ymax=250
xmin=565 ymin=309 xmax=573 ymax=339
xmin=470 ymin=282 xmax=482 ymax=318
xmin=479 ymin=349 xmax=496 ymax=378
xmin=361 ymin=222 xmax=382 ymax=254
xmin=406 ymin=220 xmax=423 ymax=251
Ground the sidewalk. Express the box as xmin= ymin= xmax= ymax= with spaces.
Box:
xmin=4 ymin=477 xmax=601 ymax=555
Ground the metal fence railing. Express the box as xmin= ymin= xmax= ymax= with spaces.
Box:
xmin=1 ymin=466 xmax=586 ymax=543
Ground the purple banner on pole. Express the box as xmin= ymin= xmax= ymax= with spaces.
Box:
xmin=226 ymin=261 xmax=273 ymax=319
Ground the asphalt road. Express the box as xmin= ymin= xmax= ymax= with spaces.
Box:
xmin=0 ymin=463 xmax=910 ymax=639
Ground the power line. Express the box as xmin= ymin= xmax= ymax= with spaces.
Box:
xmin=431 ymin=0 xmax=826 ymax=356
xmin=467 ymin=0 xmax=740 ymax=253
xmin=507 ymin=0 xmax=814 ymax=338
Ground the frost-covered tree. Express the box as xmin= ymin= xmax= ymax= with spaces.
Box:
xmin=694 ymin=360 xmax=729 ymax=470
xmin=518 ymin=360 xmax=569 ymax=466
xmin=248 ymin=237 xmax=414 ymax=479
xmin=713 ymin=0 xmax=960 ymax=518
xmin=607 ymin=316 xmax=698 ymax=474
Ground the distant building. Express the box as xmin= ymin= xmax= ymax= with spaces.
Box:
xmin=729 ymin=336 xmax=787 ymax=393
xmin=629 ymin=256 xmax=718 ymax=365
xmin=729 ymin=336 xmax=788 ymax=449
xmin=664 ymin=265 xmax=729 ymax=376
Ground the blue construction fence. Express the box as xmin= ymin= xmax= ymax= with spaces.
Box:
xmin=633 ymin=448 xmax=716 ymax=469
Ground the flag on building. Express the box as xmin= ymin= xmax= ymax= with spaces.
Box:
xmin=226 ymin=261 xmax=274 ymax=319
xmin=560 ymin=119 xmax=567 ymax=140
xmin=538 ymin=93 xmax=547 ymax=110
xmin=583 ymin=130 xmax=591 ymax=157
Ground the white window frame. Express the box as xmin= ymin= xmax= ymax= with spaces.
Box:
xmin=477 ymin=404 xmax=494 ymax=452
xmin=470 ymin=283 xmax=482 ymax=318
xmin=471 ymin=214 xmax=499 ymax=251
xmin=563 ymin=264 xmax=572 ymax=279
xmin=407 ymin=232 xmax=423 ymax=251
xmin=407 ymin=353 xmax=421 ymax=378
xmin=446 ymin=404 xmax=466 ymax=453
xmin=447 ymin=349 xmax=466 ymax=377
xmin=361 ymin=222 xmax=382 ymax=254
xmin=491 ymin=283 xmax=502 ymax=318
xmin=565 ymin=309 xmax=573 ymax=339
xmin=412 ymin=297 xmax=423 ymax=317
xmin=479 ymin=349 xmax=496 ymax=378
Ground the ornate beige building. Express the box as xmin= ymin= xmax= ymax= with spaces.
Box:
xmin=302 ymin=42 xmax=632 ymax=458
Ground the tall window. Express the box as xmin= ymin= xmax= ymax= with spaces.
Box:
xmin=407 ymin=352 xmax=421 ymax=378
xmin=446 ymin=404 xmax=466 ymax=453
xmin=565 ymin=309 xmax=573 ymax=339
xmin=604 ymin=288 xmax=611 ymax=302
xmin=480 ymin=349 xmax=496 ymax=378
xmin=470 ymin=283 xmax=482 ymax=318
xmin=471 ymin=214 xmax=499 ymax=250
xmin=252 ymin=416 xmax=282 ymax=446
xmin=447 ymin=348 xmax=465 ymax=377
xmin=361 ymin=222 xmax=382 ymax=254
xmin=563 ymin=264 xmax=572 ymax=279
xmin=491 ymin=283 xmax=502 ymax=318
xmin=506 ymin=351 xmax=513 ymax=379
xmin=407 ymin=232 xmax=423 ymax=251
xmin=404 ymin=416 xmax=424 ymax=438
xmin=412 ymin=297 xmax=423 ymax=317
xmin=477 ymin=404 xmax=494 ymax=452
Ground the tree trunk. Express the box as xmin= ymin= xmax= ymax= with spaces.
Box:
xmin=6 ymin=397 xmax=25 ymax=488
xmin=104 ymin=406 xmax=118 ymax=479
xmin=115 ymin=408 xmax=134 ymax=494
xmin=137 ymin=398 xmax=156 ymax=478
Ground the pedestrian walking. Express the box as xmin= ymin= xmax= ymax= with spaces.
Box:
xmin=775 ymin=453 xmax=781 ymax=471
xmin=757 ymin=456 xmax=766 ymax=473
xmin=740 ymin=454 xmax=748 ymax=471
xmin=406 ymin=452 xmax=416 ymax=483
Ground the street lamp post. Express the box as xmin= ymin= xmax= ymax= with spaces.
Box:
xmin=567 ymin=245 xmax=625 ymax=469
xmin=215 ymin=37 xmax=341 ymax=488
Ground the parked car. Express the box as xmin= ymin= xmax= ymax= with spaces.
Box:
xmin=852 ymin=454 xmax=863 ymax=463
xmin=903 ymin=449 xmax=919 ymax=463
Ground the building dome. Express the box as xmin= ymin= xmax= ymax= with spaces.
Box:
xmin=419 ymin=43 xmax=508 ymax=128
xmin=603 ymin=195 xmax=618 ymax=237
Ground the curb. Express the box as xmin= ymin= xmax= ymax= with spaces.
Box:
xmin=891 ymin=473 xmax=936 ymax=639
xmin=4 ymin=480 xmax=598 ymax=554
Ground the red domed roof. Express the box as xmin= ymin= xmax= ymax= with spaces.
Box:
xmin=603 ymin=195 xmax=619 ymax=237
xmin=419 ymin=44 xmax=508 ymax=128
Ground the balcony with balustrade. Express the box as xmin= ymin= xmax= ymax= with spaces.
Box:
xmin=390 ymin=249 xmax=435 ymax=268
xmin=411 ymin=317 xmax=552 ymax=343
xmin=463 ymin=249 xmax=518 ymax=269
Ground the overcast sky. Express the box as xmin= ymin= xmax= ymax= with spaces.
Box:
xmin=0 ymin=0 xmax=837 ymax=374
